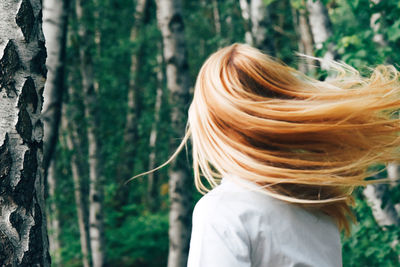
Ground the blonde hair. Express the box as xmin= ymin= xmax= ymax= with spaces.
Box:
xmin=133 ymin=43 xmax=400 ymax=233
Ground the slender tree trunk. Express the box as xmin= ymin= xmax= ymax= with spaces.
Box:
xmin=46 ymin=159 xmax=62 ymax=266
xmin=147 ymin=43 xmax=164 ymax=210
xmin=75 ymin=0 xmax=105 ymax=266
xmin=239 ymin=0 xmax=275 ymax=54
xmin=42 ymin=0 xmax=69 ymax=263
xmin=42 ymin=0 xmax=69 ymax=173
xmin=239 ymin=0 xmax=253 ymax=45
xmin=62 ymin=103 xmax=91 ymax=267
xmin=363 ymin=184 xmax=400 ymax=226
xmin=156 ymin=0 xmax=192 ymax=266
xmin=117 ymin=0 xmax=148 ymax=204
xmin=212 ymin=0 xmax=221 ymax=40
xmin=250 ymin=0 xmax=275 ymax=54
xmin=291 ymin=3 xmax=315 ymax=74
xmin=0 ymin=0 xmax=50 ymax=266
xmin=306 ymin=0 xmax=337 ymax=70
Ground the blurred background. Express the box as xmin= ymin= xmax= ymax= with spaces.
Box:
xmin=42 ymin=0 xmax=400 ymax=266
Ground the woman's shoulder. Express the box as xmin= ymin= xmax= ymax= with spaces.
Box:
xmin=193 ymin=173 xmax=339 ymax=233
xmin=193 ymin=174 xmax=288 ymax=225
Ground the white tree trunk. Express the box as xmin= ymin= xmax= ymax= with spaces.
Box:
xmin=46 ymin=159 xmax=62 ymax=266
xmin=156 ymin=0 xmax=192 ymax=266
xmin=75 ymin=0 xmax=105 ymax=266
xmin=250 ymin=0 xmax=275 ymax=54
xmin=0 ymin=0 xmax=50 ymax=265
xmin=239 ymin=0 xmax=253 ymax=45
xmin=42 ymin=0 xmax=69 ymax=263
xmin=306 ymin=0 xmax=337 ymax=70
xmin=293 ymin=6 xmax=315 ymax=74
xmin=61 ymin=103 xmax=91 ymax=267
xmin=363 ymin=183 xmax=400 ymax=226
xmin=42 ymin=0 xmax=69 ymax=172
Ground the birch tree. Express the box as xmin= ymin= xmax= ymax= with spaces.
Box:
xmin=147 ymin=42 xmax=164 ymax=210
xmin=156 ymin=0 xmax=192 ymax=266
xmin=291 ymin=2 xmax=315 ymax=74
xmin=62 ymin=102 xmax=91 ymax=267
xmin=75 ymin=0 xmax=105 ymax=265
xmin=42 ymin=0 xmax=70 ymax=263
xmin=0 ymin=0 xmax=50 ymax=265
xmin=306 ymin=0 xmax=337 ymax=70
xmin=117 ymin=0 xmax=148 ymax=205
xmin=239 ymin=0 xmax=275 ymax=54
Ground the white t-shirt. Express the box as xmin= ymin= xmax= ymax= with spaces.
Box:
xmin=187 ymin=175 xmax=342 ymax=267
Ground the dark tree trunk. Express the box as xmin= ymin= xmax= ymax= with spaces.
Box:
xmin=116 ymin=0 xmax=148 ymax=206
xmin=147 ymin=42 xmax=164 ymax=210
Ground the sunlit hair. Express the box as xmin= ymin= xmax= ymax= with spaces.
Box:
xmin=132 ymin=43 xmax=400 ymax=233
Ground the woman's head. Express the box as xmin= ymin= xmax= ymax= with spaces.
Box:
xmin=188 ymin=43 xmax=400 ymax=232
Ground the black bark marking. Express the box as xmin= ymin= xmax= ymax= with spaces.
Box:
xmin=16 ymin=107 xmax=32 ymax=143
xmin=16 ymin=0 xmax=35 ymax=42
xmin=13 ymin=147 xmax=37 ymax=210
xmin=9 ymin=210 xmax=23 ymax=238
xmin=92 ymin=193 xmax=100 ymax=202
xmin=0 ymin=40 xmax=21 ymax=97
xmin=20 ymin=204 xmax=44 ymax=266
xmin=168 ymin=13 xmax=184 ymax=32
xmin=0 ymin=134 xmax=12 ymax=195
xmin=31 ymin=40 xmax=47 ymax=77
xmin=0 ymin=230 xmax=14 ymax=267
xmin=18 ymin=77 xmax=38 ymax=112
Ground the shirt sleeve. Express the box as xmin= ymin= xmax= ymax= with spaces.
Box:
xmin=187 ymin=195 xmax=251 ymax=267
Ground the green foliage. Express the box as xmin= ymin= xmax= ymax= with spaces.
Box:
xmin=48 ymin=0 xmax=400 ymax=266
xmin=342 ymin=188 xmax=400 ymax=266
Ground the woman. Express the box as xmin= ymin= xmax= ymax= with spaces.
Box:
xmin=184 ymin=43 xmax=400 ymax=266
xmin=134 ymin=43 xmax=400 ymax=266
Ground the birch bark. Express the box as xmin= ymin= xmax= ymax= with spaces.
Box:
xmin=0 ymin=0 xmax=50 ymax=265
xmin=306 ymin=0 xmax=337 ymax=70
xmin=156 ymin=0 xmax=192 ymax=266
xmin=42 ymin=0 xmax=69 ymax=263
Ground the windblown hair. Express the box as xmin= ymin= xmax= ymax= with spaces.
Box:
xmin=186 ymin=43 xmax=400 ymax=233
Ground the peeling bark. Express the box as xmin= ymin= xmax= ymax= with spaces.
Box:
xmin=0 ymin=0 xmax=50 ymax=266
xmin=156 ymin=0 xmax=192 ymax=266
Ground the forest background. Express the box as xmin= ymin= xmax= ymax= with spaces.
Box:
xmin=2 ymin=0 xmax=400 ymax=266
